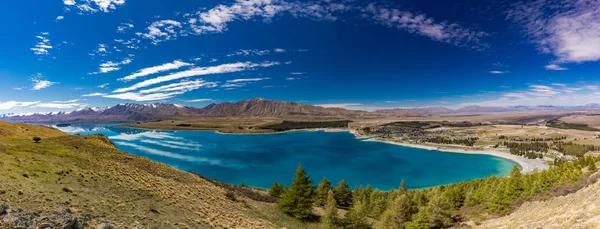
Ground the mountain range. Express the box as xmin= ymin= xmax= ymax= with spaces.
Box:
xmin=1 ymin=98 xmax=600 ymax=122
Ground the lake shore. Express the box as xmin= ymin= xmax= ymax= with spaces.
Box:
xmin=363 ymin=138 xmax=550 ymax=174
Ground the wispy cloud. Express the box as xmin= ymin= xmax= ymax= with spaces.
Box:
xmin=226 ymin=77 xmax=270 ymax=83
xmin=119 ymin=60 xmax=191 ymax=81
xmin=0 ymin=101 xmax=40 ymax=110
xmin=82 ymin=92 xmax=107 ymax=97
xmin=113 ymin=61 xmax=278 ymax=93
xmin=56 ymin=16 xmax=65 ymax=21
xmin=138 ymin=20 xmax=183 ymax=44
xmin=90 ymin=58 xmax=133 ymax=74
xmin=508 ymin=0 xmax=600 ymax=63
xmin=185 ymin=98 xmax=212 ymax=102
xmin=30 ymin=75 xmax=57 ymax=90
xmin=489 ymin=70 xmax=509 ymax=74
xmin=105 ymin=80 xmax=217 ymax=101
xmin=117 ymin=22 xmax=134 ymax=33
xmin=545 ymin=64 xmax=568 ymax=71
xmin=364 ymin=4 xmax=489 ymax=50
xmin=97 ymin=83 xmax=109 ymax=88
xmin=31 ymin=32 xmax=52 ymax=56
xmin=63 ymin=0 xmax=126 ymax=14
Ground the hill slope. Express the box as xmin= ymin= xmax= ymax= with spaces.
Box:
xmin=0 ymin=121 xmax=275 ymax=228
xmin=478 ymin=172 xmax=600 ymax=229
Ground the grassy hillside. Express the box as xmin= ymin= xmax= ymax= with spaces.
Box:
xmin=0 ymin=121 xmax=280 ymax=228
xmin=478 ymin=171 xmax=600 ymax=228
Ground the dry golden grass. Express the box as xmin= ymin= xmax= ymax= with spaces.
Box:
xmin=561 ymin=114 xmax=600 ymax=129
xmin=0 ymin=121 xmax=280 ymax=228
xmin=477 ymin=168 xmax=600 ymax=229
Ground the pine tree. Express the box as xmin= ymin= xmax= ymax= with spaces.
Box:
xmin=506 ymin=166 xmax=523 ymax=200
xmin=405 ymin=206 xmax=431 ymax=229
xmin=589 ymin=158 xmax=597 ymax=170
xmin=269 ymin=181 xmax=284 ymax=197
xmin=315 ymin=177 xmax=333 ymax=206
xmin=377 ymin=194 xmax=413 ymax=228
xmin=399 ymin=179 xmax=408 ymax=194
xmin=345 ymin=198 xmax=370 ymax=228
xmin=334 ymin=179 xmax=352 ymax=207
xmin=323 ymin=190 xmax=338 ymax=229
xmin=278 ymin=164 xmax=314 ymax=220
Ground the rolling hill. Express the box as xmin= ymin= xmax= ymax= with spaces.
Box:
xmin=0 ymin=121 xmax=279 ymax=228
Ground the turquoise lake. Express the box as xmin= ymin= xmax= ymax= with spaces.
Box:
xmin=49 ymin=123 xmax=516 ymax=190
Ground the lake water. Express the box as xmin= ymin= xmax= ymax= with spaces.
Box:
xmin=49 ymin=123 xmax=516 ymax=190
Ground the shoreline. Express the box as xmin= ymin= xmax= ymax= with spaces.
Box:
xmin=364 ymin=138 xmax=550 ymax=174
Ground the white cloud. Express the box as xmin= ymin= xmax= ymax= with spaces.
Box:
xmin=82 ymin=92 xmax=107 ymax=97
xmin=64 ymin=0 xmax=126 ymax=13
xmin=12 ymin=87 xmax=25 ymax=91
xmin=274 ymin=48 xmax=286 ymax=53
xmin=113 ymin=61 xmax=278 ymax=93
xmin=138 ymin=20 xmax=183 ymax=44
xmin=0 ymin=101 xmax=40 ymax=110
xmin=31 ymin=33 xmax=52 ymax=56
xmin=227 ymin=49 xmax=271 ymax=57
xmin=290 ymin=72 xmax=304 ymax=75
xmin=90 ymin=43 xmax=109 ymax=56
xmin=53 ymin=99 xmax=80 ymax=103
xmin=33 ymin=102 xmax=82 ymax=109
xmin=119 ymin=60 xmax=191 ymax=81
xmin=286 ymin=77 xmax=297 ymax=80
xmin=489 ymin=70 xmax=508 ymax=74
xmin=226 ymin=77 xmax=269 ymax=83
xmin=98 ymin=83 xmax=109 ymax=88
xmin=545 ymin=64 xmax=568 ymax=71
xmin=30 ymin=76 xmax=57 ymax=90
xmin=186 ymin=98 xmax=212 ymax=102
xmin=56 ymin=16 xmax=65 ymax=21
xmin=105 ymin=80 xmax=216 ymax=102
xmin=364 ymin=4 xmax=488 ymax=49
xmin=508 ymin=0 xmax=600 ymax=63
xmin=90 ymin=58 xmax=133 ymax=74
xmin=117 ymin=22 xmax=134 ymax=33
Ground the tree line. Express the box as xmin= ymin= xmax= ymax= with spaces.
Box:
xmin=272 ymin=156 xmax=598 ymax=228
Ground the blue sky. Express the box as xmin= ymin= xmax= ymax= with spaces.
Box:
xmin=1 ymin=0 xmax=600 ymax=113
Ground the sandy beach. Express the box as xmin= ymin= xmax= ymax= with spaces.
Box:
xmin=363 ymin=138 xmax=550 ymax=174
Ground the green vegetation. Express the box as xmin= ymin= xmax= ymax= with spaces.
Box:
xmin=323 ymin=190 xmax=338 ymax=229
xmin=334 ymin=179 xmax=353 ymax=207
xmin=555 ymin=142 xmax=599 ymax=157
xmin=273 ymin=156 xmax=598 ymax=228
xmin=503 ymin=141 xmax=548 ymax=159
xmin=547 ymin=119 xmax=600 ymax=131
xmin=315 ymin=178 xmax=333 ymax=206
xmin=278 ymin=165 xmax=314 ymax=220
xmin=269 ymin=181 xmax=284 ymax=197
xmin=424 ymin=136 xmax=479 ymax=146
xmin=261 ymin=120 xmax=352 ymax=132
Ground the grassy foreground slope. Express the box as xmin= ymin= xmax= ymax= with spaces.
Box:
xmin=0 ymin=121 xmax=275 ymax=228
xmin=478 ymin=171 xmax=600 ymax=229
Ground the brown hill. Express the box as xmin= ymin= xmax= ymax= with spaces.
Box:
xmin=0 ymin=121 xmax=277 ymax=228
xmin=478 ymin=171 xmax=600 ymax=228
xmin=198 ymin=98 xmax=361 ymax=117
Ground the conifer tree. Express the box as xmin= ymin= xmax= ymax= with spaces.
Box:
xmin=315 ymin=177 xmax=333 ymax=206
xmin=377 ymin=194 xmax=413 ymax=228
xmin=334 ymin=179 xmax=352 ymax=207
xmin=345 ymin=198 xmax=370 ymax=228
xmin=323 ymin=190 xmax=338 ymax=229
xmin=269 ymin=181 xmax=284 ymax=197
xmin=589 ymin=158 xmax=597 ymax=170
xmin=399 ymin=179 xmax=408 ymax=194
xmin=278 ymin=164 xmax=314 ymax=220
